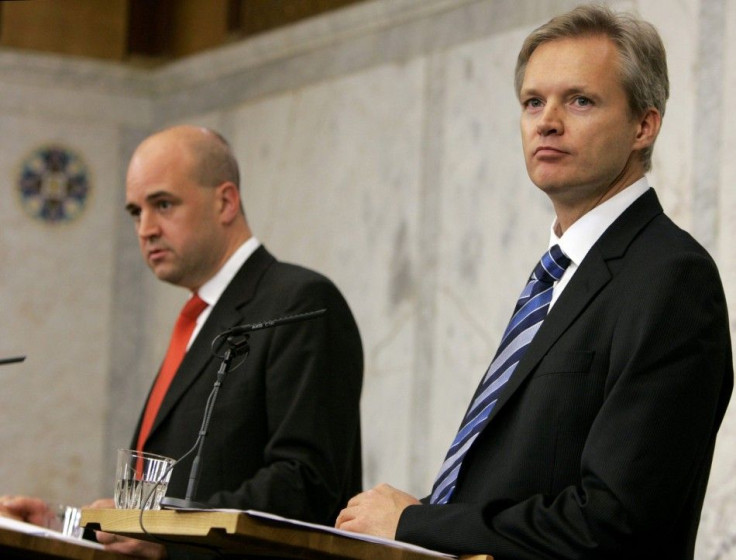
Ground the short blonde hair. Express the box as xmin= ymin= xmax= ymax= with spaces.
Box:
xmin=515 ymin=4 xmax=669 ymax=171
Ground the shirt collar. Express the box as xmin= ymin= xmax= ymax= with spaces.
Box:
xmin=549 ymin=177 xmax=650 ymax=266
xmin=197 ymin=236 xmax=261 ymax=306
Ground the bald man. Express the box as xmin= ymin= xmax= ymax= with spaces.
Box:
xmin=3 ymin=126 xmax=363 ymax=558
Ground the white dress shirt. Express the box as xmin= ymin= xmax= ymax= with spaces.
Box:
xmin=549 ymin=177 xmax=650 ymax=308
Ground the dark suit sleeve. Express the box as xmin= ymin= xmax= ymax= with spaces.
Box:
xmin=397 ymin=248 xmax=732 ymax=558
xmin=205 ymin=274 xmax=363 ymax=524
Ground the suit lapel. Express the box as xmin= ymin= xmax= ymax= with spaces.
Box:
xmin=481 ymin=189 xmax=663 ymax=424
xmin=146 ymin=246 xmax=276 ymax=442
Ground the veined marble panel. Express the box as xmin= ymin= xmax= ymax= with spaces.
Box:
xmin=226 ymin=60 xmax=426 ymax=490
xmin=699 ymin=0 xmax=736 ymax=557
xmin=0 ymin=118 xmax=120 ymax=505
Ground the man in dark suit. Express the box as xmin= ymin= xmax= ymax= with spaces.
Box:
xmin=2 ymin=125 xmax=363 ymax=558
xmin=122 ymin=126 xmax=362 ymax=523
xmin=336 ymin=6 xmax=733 ymax=559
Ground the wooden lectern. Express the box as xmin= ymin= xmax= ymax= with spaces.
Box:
xmin=0 ymin=525 xmax=125 ymax=560
xmin=81 ymin=509 xmax=494 ymax=560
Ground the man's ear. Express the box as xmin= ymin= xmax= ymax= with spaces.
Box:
xmin=633 ymin=107 xmax=662 ymax=151
xmin=215 ymin=181 xmax=242 ymax=224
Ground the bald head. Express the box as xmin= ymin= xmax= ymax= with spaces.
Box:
xmin=133 ymin=125 xmax=240 ymax=190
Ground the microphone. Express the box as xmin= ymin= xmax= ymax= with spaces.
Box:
xmin=159 ymin=308 xmax=327 ymax=510
xmin=0 ymin=356 xmax=26 ymax=366
xmin=222 ymin=308 xmax=326 ymax=336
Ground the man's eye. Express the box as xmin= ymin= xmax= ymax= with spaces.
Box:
xmin=157 ymin=201 xmax=172 ymax=210
xmin=573 ymin=96 xmax=592 ymax=107
xmin=525 ymin=98 xmax=543 ymax=108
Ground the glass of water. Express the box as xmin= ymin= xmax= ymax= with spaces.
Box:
xmin=114 ymin=449 xmax=175 ymax=510
xmin=47 ymin=504 xmax=83 ymax=538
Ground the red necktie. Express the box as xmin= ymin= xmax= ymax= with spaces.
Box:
xmin=136 ymin=293 xmax=208 ymax=452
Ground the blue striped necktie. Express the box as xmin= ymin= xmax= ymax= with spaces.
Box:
xmin=430 ymin=244 xmax=571 ymax=505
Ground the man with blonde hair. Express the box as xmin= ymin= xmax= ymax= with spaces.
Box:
xmin=337 ymin=6 xmax=732 ymax=559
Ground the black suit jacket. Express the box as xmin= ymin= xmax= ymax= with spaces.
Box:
xmin=132 ymin=246 xmax=363 ymax=524
xmin=397 ymin=189 xmax=733 ymax=559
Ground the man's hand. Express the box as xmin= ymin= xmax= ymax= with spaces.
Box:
xmin=86 ymin=498 xmax=115 ymax=509
xmin=95 ymin=532 xmax=167 ymax=559
xmin=335 ymin=483 xmax=420 ymax=539
xmin=0 ymin=496 xmax=55 ymax=527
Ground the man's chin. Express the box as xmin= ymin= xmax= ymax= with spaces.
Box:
xmin=533 ymin=181 xmax=565 ymax=195
xmin=150 ymin=265 xmax=181 ymax=286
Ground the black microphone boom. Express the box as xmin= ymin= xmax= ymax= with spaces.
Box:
xmin=0 ymin=356 xmax=26 ymax=366
xmin=223 ymin=308 xmax=326 ymax=336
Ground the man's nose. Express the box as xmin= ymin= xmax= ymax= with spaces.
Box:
xmin=536 ymin=103 xmax=564 ymax=136
xmin=137 ymin=210 xmax=160 ymax=239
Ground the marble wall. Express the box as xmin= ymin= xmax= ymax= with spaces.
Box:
xmin=0 ymin=55 xmax=151 ymax=504
xmin=0 ymin=0 xmax=734 ymax=556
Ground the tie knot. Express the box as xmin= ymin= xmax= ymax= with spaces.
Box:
xmin=533 ymin=244 xmax=571 ymax=285
xmin=181 ymin=293 xmax=208 ymax=320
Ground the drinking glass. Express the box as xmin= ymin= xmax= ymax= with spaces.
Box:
xmin=114 ymin=449 xmax=175 ymax=510
xmin=48 ymin=504 xmax=83 ymax=538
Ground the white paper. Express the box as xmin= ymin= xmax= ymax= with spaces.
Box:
xmin=164 ymin=507 xmax=455 ymax=558
xmin=244 ymin=509 xmax=455 ymax=557
xmin=0 ymin=515 xmax=104 ymax=549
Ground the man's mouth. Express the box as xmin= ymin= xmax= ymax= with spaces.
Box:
xmin=534 ymin=145 xmax=566 ymax=156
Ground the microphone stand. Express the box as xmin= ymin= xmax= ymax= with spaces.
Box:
xmin=159 ymin=333 xmax=249 ymax=510
xmin=159 ymin=308 xmax=326 ymax=510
